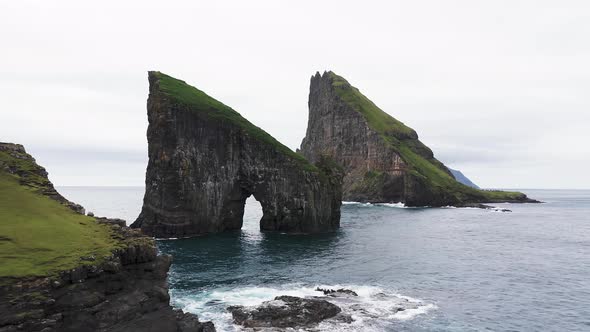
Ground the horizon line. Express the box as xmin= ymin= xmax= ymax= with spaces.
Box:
xmin=55 ymin=185 xmax=590 ymax=191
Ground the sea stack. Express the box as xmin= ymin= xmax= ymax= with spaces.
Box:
xmin=299 ymin=71 xmax=535 ymax=207
xmin=131 ymin=72 xmax=343 ymax=238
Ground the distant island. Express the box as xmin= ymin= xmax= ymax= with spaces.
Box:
xmin=448 ymin=168 xmax=480 ymax=189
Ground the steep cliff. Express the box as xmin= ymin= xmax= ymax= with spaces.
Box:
xmin=131 ymin=72 xmax=343 ymax=238
xmin=299 ymin=71 xmax=536 ymax=206
xmin=0 ymin=143 xmax=214 ymax=332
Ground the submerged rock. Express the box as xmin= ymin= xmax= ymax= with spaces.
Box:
xmin=299 ymin=71 xmax=538 ymax=207
xmin=228 ymin=295 xmax=342 ymax=328
xmin=132 ymin=72 xmax=343 ymax=238
xmin=315 ymin=287 xmax=358 ymax=297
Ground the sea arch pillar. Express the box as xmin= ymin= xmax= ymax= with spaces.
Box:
xmin=131 ymin=71 xmax=343 ymax=238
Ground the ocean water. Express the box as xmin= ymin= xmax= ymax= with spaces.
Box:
xmin=58 ymin=187 xmax=590 ymax=331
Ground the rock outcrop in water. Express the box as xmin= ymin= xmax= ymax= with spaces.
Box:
xmin=131 ymin=72 xmax=343 ymax=238
xmin=316 ymin=287 xmax=358 ymax=297
xmin=299 ymin=71 xmax=537 ymax=207
xmin=228 ymin=295 xmax=343 ymax=329
xmin=0 ymin=142 xmax=214 ymax=332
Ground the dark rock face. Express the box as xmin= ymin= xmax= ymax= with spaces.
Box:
xmin=299 ymin=72 xmax=537 ymax=207
xmin=0 ymin=142 xmax=85 ymax=214
xmin=228 ymin=295 xmax=341 ymax=328
xmin=131 ymin=72 xmax=343 ymax=238
xmin=316 ymin=287 xmax=358 ymax=297
xmin=299 ymin=72 xmax=447 ymax=205
xmin=0 ymin=225 xmax=214 ymax=332
xmin=0 ymin=143 xmax=214 ymax=331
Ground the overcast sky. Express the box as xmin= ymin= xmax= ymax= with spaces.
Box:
xmin=1 ymin=0 xmax=589 ymax=189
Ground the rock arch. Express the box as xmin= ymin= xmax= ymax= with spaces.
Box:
xmin=131 ymin=72 xmax=342 ymax=238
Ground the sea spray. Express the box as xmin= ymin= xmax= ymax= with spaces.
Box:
xmin=171 ymin=284 xmax=435 ymax=331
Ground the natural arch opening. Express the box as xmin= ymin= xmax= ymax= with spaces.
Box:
xmin=242 ymin=195 xmax=263 ymax=234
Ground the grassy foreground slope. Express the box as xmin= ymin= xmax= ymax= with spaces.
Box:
xmin=328 ymin=72 xmax=530 ymax=205
xmin=0 ymin=145 xmax=119 ymax=278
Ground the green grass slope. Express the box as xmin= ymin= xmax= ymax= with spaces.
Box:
xmin=0 ymin=149 xmax=119 ymax=278
xmin=330 ymin=73 xmax=417 ymax=140
xmin=152 ymin=71 xmax=317 ymax=172
xmin=328 ymin=72 xmax=529 ymax=204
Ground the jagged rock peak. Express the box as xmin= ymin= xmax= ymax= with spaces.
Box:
xmin=300 ymin=71 xmax=536 ymax=206
xmin=132 ymin=71 xmax=343 ymax=238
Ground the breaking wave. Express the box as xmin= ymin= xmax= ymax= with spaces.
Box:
xmin=344 ymin=202 xmax=504 ymax=211
xmin=342 ymin=201 xmax=408 ymax=208
xmin=171 ymin=284 xmax=436 ymax=331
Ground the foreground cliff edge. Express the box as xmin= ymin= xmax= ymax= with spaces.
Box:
xmin=300 ymin=71 xmax=538 ymax=207
xmin=131 ymin=71 xmax=343 ymax=238
xmin=0 ymin=143 xmax=214 ymax=332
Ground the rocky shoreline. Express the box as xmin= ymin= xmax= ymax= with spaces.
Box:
xmin=0 ymin=142 xmax=214 ymax=332
xmin=0 ymin=218 xmax=215 ymax=332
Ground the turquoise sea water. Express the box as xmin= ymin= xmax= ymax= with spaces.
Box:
xmin=59 ymin=187 xmax=590 ymax=331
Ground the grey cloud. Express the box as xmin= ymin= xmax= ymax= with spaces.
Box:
xmin=1 ymin=0 xmax=588 ymax=188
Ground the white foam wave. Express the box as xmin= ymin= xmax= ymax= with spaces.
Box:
xmin=442 ymin=206 xmax=481 ymax=210
xmin=172 ymin=284 xmax=436 ymax=331
xmin=393 ymin=303 xmax=437 ymax=321
xmin=375 ymin=202 xmax=406 ymax=208
xmin=343 ymin=201 xmax=408 ymax=209
xmin=156 ymin=236 xmax=195 ymax=241
xmin=342 ymin=201 xmax=373 ymax=206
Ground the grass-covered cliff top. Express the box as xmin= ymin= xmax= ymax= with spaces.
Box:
xmin=327 ymin=72 xmax=528 ymax=204
xmin=151 ymin=71 xmax=317 ymax=172
xmin=0 ymin=146 xmax=120 ymax=278
xmin=329 ymin=72 xmax=418 ymax=140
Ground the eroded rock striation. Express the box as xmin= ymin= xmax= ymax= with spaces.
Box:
xmin=0 ymin=229 xmax=215 ymax=332
xmin=131 ymin=72 xmax=343 ymax=238
xmin=0 ymin=142 xmax=214 ymax=332
xmin=0 ymin=230 xmax=215 ymax=332
xmin=300 ymin=71 xmax=537 ymax=206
